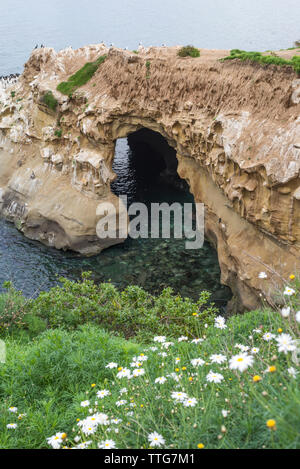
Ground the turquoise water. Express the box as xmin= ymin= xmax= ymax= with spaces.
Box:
xmin=0 ymin=139 xmax=231 ymax=306
xmin=0 ymin=0 xmax=299 ymax=75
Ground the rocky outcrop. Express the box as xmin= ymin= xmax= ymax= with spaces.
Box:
xmin=0 ymin=44 xmax=300 ymax=311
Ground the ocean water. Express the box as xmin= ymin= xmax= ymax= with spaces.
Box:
xmin=0 ymin=139 xmax=232 ymax=306
xmin=0 ymin=0 xmax=299 ymax=75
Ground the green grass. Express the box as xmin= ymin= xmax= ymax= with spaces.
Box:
xmin=42 ymin=91 xmax=58 ymax=111
xmin=221 ymin=49 xmax=300 ymax=75
xmin=0 ymin=326 xmax=140 ymax=448
xmin=54 ymin=129 xmax=62 ymax=138
xmin=0 ymin=276 xmax=299 ymax=449
xmin=1 ymin=309 xmax=299 ymax=449
xmin=177 ymin=46 xmax=200 ymax=58
xmin=57 ymin=55 xmax=107 ymax=96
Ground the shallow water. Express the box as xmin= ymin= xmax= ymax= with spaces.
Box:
xmin=0 ymin=139 xmax=231 ymax=306
xmin=0 ymin=0 xmax=299 ymax=75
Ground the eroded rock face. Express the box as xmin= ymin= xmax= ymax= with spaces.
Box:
xmin=0 ymin=44 xmax=300 ymax=311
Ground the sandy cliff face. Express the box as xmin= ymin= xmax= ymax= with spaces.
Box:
xmin=0 ymin=44 xmax=300 ymax=311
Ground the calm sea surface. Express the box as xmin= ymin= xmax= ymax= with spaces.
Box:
xmin=0 ymin=0 xmax=299 ymax=75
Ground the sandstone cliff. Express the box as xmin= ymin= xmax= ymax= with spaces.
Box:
xmin=0 ymin=44 xmax=300 ymax=311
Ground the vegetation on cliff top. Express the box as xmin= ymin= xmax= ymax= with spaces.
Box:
xmin=42 ymin=90 xmax=58 ymax=111
xmin=0 ymin=274 xmax=299 ymax=449
xmin=221 ymin=49 xmax=300 ymax=75
xmin=57 ymin=55 xmax=107 ymax=96
xmin=177 ymin=45 xmax=200 ymax=58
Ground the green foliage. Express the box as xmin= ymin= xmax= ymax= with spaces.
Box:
xmin=0 ymin=325 xmax=139 ymax=448
xmin=42 ymin=91 xmax=58 ymax=111
xmin=0 ymin=282 xmax=27 ymax=332
xmin=145 ymin=60 xmax=151 ymax=79
xmin=1 ymin=309 xmax=299 ymax=449
xmin=221 ymin=49 xmax=300 ymax=75
xmin=26 ymin=274 xmax=217 ymax=341
xmin=54 ymin=128 xmax=62 ymax=138
xmin=177 ymin=45 xmax=200 ymax=58
xmin=10 ymin=91 xmax=15 ymax=98
xmin=57 ymin=55 xmax=107 ymax=96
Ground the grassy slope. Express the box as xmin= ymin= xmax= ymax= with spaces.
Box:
xmin=0 ymin=309 xmax=299 ymax=449
xmin=56 ymin=55 xmax=106 ymax=96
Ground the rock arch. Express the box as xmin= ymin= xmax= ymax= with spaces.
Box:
xmin=0 ymin=44 xmax=300 ymax=311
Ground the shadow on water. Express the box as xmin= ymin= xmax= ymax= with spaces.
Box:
xmin=0 ymin=134 xmax=232 ymax=309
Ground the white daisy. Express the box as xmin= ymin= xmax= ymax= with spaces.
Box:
xmin=206 ymin=370 xmax=224 ymax=383
xmin=178 ymin=336 xmax=188 ymax=342
xmin=116 ymin=368 xmax=132 ymax=379
xmin=153 ymin=336 xmax=166 ymax=343
xmin=214 ymin=316 xmax=227 ymax=329
xmin=191 ymin=358 xmax=205 ymax=367
xmin=229 ymin=353 xmax=254 ymax=372
xmin=80 ymin=400 xmax=90 ymax=407
xmin=132 ymin=368 xmax=145 ymax=377
xmin=96 ymin=390 xmax=110 ymax=399
xmin=296 ymin=311 xmax=300 ymax=323
xmin=162 ymin=342 xmax=174 ymax=349
xmin=148 ymin=431 xmax=165 ymax=447
xmin=98 ymin=439 xmax=116 ymax=449
xmin=8 ymin=407 xmax=18 ymax=413
xmin=210 ymin=354 xmax=227 ymax=364
xmin=155 ymin=377 xmax=167 ymax=384
xmin=221 ymin=410 xmax=229 ymax=418
xmin=183 ymin=397 xmax=198 ymax=407
xmin=171 ymin=391 xmax=188 ymax=401
xmin=47 ymin=432 xmax=66 ymax=448
xmin=75 ymin=441 xmax=92 ymax=449
xmin=258 ymin=272 xmax=268 ymax=279
xmin=263 ymin=332 xmax=275 ymax=342
xmin=105 ymin=362 xmax=118 ymax=369
xmin=281 ymin=306 xmax=290 ymax=318
xmin=276 ymin=334 xmax=296 ymax=354
xmin=6 ymin=423 xmax=17 ymax=430
xmin=283 ymin=287 xmax=295 ymax=296
xmin=191 ymin=338 xmax=204 ymax=344
xmin=251 ymin=347 xmax=260 ymax=354
xmin=115 ymin=400 xmax=127 ymax=407
xmin=288 ymin=367 xmax=298 ymax=378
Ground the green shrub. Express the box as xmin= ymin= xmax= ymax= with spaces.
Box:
xmin=25 ymin=273 xmax=217 ymax=341
xmin=57 ymin=55 xmax=107 ymax=96
xmin=42 ymin=91 xmax=58 ymax=111
xmin=177 ymin=45 xmax=200 ymax=58
xmin=54 ymin=128 xmax=62 ymax=138
xmin=0 ymin=282 xmax=27 ymax=332
xmin=221 ymin=49 xmax=300 ymax=75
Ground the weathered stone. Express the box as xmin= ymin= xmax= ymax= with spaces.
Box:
xmin=0 ymin=44 xmax=299 ymax=311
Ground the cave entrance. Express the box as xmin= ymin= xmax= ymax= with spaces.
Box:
xmin=110 ymin=128 xmax=232 ymax=310
xmin=111 ymin=128 xmax=189 ymax=205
